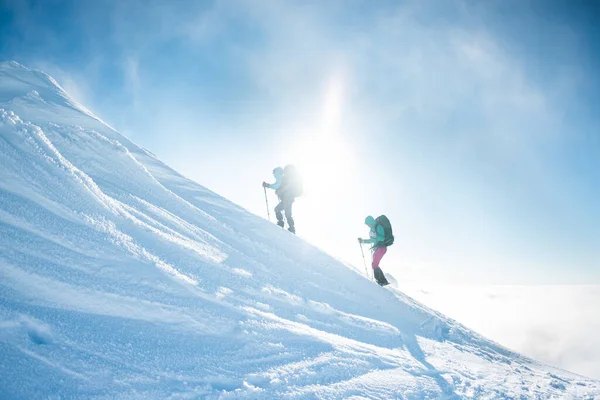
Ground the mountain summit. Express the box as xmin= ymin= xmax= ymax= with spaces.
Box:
xmin=1 ymin=61 xmax=598 ymax=399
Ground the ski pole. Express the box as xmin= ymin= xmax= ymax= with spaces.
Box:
xmin=264 ymin=186 xmax=271 ymax=221
xmin=359 ymin=241 xmax=369 ymax=278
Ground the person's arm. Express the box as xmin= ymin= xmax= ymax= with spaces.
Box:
xmin=268 ymin=177 xmax=282 ymax=190
xmin=263 ymin=175 xmax=282 ymax=190
xmin=361 ymin=225 xmax=385 ymax=244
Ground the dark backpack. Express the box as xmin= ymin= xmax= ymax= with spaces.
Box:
xmin=375 ymin=215 xmax=394 ymax=246
xmin=283 ymin=165 xmax=303 ymax=197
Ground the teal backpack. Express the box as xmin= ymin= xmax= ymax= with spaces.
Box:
xmin=375 ymin=215 xmax=394 ymax=246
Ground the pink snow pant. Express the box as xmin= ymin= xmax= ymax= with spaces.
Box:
xmin=372 ymin=247 xmax=387 ymax=269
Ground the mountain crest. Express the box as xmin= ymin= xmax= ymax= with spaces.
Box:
xmin=0 ymin=60 xmax=103 ymax=126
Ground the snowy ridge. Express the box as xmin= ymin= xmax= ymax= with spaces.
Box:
xmin=0 ymin=61 xmax=598 ymax=399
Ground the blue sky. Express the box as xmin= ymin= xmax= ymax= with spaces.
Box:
xmin=1 ymin=0 xmax=599 ymax=284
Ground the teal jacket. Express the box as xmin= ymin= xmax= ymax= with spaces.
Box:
xmin=362 ymin=215 xmax=386 ymax=248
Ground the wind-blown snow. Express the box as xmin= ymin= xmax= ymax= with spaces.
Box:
xmin=0 ymin=61 xmax=598 ymax=399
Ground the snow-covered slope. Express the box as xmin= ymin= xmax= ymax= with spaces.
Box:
xmin=0 ymin=61 xmax=598 ymax=399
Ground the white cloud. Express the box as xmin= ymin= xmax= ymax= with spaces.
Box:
xmin=400 ymin=284 xmax=600 ymax=380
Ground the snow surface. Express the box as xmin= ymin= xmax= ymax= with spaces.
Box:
xmin=0 ymin=61 xmax=598 ymax=399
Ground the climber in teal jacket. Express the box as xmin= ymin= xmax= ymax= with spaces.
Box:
xmin=358 ymin=215 xmax=391 ymax=286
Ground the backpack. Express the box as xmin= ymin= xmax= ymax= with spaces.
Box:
xmin=283 ymin=165 xmax=303 ymax=197
xmin=375 ymin=215 xmax=394 ymax=246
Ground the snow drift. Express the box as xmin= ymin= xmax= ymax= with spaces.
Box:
xmin=0 ymin=61 xmax=598 ymax=399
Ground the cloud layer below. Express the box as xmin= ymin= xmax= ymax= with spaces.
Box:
xmin=400 ymin=283 xmax=600 ymax=380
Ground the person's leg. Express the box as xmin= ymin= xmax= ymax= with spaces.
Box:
xmin=372 ymin=247 xmax=389 ymax=285
xmin=284 ymin=198 xmax=295 ymax=233
xmin=372 ymin=247 xmax=387 ymax=269
xmin=274 ymin=200 xmax=285 ymax=228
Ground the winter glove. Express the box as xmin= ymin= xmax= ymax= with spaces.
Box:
xmin=262 ymin=182 xmax=269 ymax=188
xmin=357 ymin=238 xmax=363 ymax=243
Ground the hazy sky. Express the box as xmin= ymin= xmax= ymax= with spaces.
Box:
xmin=1 ymin=0 xmax=599 ymax=284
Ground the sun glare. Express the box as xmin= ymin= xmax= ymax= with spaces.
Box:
xmin=284 ymin=71 xmax=358 ymax=245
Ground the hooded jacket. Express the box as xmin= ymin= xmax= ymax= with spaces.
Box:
xmin=266 ymin=167 xmax=284 ymax=191
xmin=362 ymin=215 xmax=386 ymax=248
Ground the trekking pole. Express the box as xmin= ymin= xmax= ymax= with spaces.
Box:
xmin=359 ymin=241 xmax=369 ymax=278
xmin=263 ymin=186 xmax=271 ymax=221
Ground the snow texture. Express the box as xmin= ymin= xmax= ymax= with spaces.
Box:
xmin=0 ymin=61 xmax=599 ymax=399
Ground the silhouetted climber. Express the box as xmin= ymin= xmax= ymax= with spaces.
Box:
xmin=263 ymin=165 xmax=303 ymax=234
